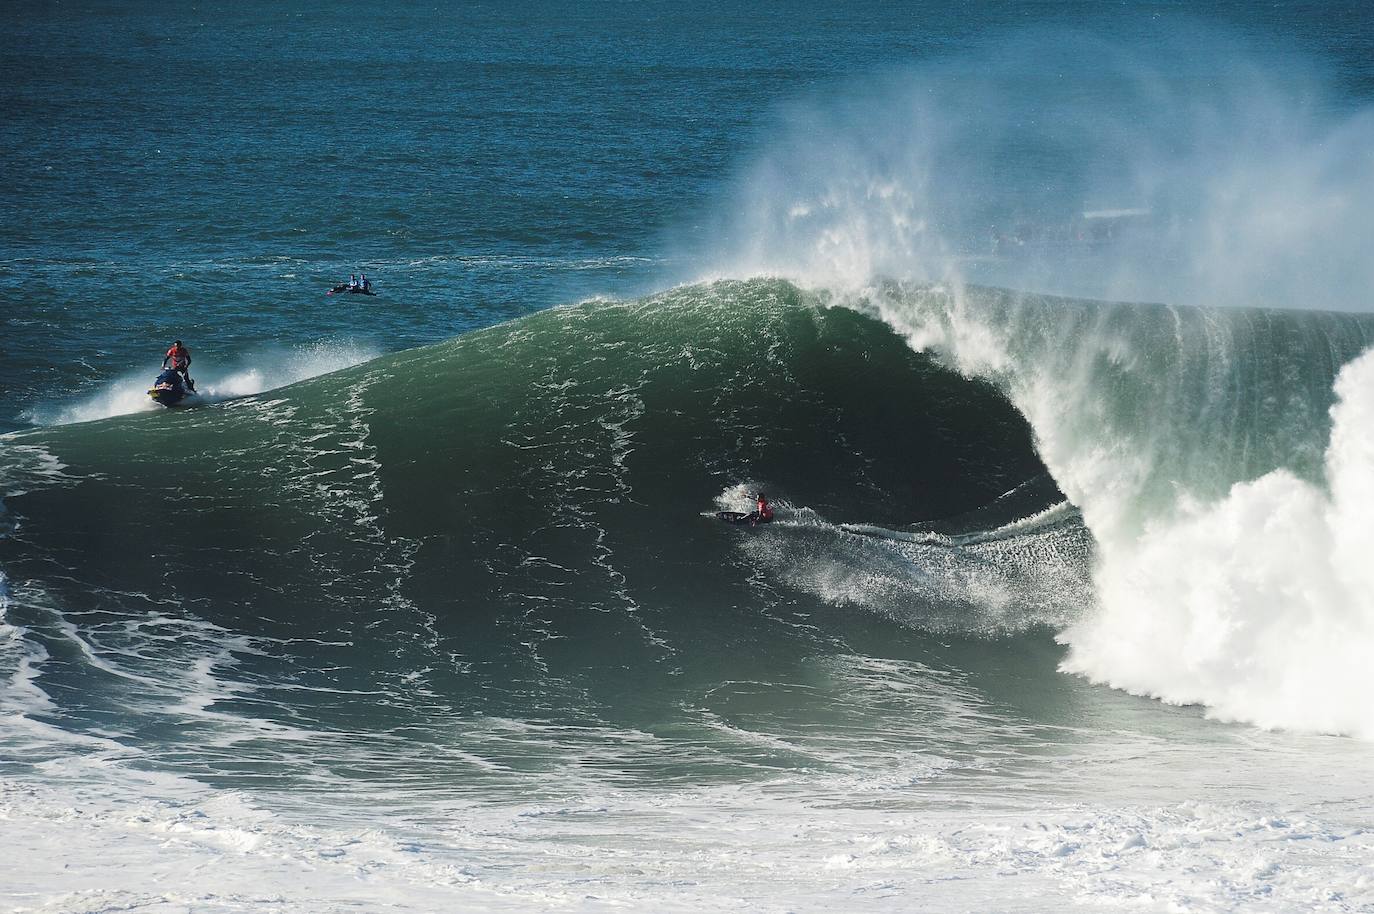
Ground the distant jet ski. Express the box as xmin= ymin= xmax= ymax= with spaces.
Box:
xmin=148 ymin=368 xmax=195 ymax=407
xmin=327 ymin=283 xmax=377 ymax=296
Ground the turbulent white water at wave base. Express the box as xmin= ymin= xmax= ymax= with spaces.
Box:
xmin=1058 ymin=349 xmax=1374 ymax=736
xmin=4 ymin=758 xmax=1373 ymax=914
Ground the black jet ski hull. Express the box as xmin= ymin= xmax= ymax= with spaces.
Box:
xmin=327 ymin=285 xmax=377 ymax=295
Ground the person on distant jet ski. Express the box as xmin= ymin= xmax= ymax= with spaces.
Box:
xmin=163 ymin=340 xmax=195 ymax=392
xmin=347 ymin=273 xmax=359 ymax=290
xmin=360 ymin=273 xmax=371 ymax=292
xmin=751 ymin=492 xmax=774 ymax=525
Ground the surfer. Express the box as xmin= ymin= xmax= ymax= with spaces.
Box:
xmin=717 ymin=492 xmax=775 ymax=526
xmin=162 ymin=340 xmax=195 ymax=392
xmin=752 ymin=492 xmax=774 ymax=525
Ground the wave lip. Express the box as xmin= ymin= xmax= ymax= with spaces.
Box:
xmin=843 ymin=276 xmax=1374 ymax=737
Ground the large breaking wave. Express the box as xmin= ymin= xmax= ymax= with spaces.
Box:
xmin=2 ymin=279 xmax=1372 ymax=752
xmin=4 ymin=22 xmax=1374 ymax=769
xmin=690 ymin=23 xmax=1374 ymax=736
xmin=859 ymin=283 xmax=1374 ymax=735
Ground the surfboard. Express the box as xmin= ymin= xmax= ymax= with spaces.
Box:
xmin=716 ymin=511 xmax=774 ymax=525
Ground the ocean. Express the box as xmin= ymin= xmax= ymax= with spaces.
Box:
xmin=4 ymin=2 xmax=1374 ymax=911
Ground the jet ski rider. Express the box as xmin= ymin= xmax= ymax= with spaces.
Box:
xmin=163 ymin=340 xmax=195 ymax=392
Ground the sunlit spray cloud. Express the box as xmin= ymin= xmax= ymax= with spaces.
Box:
xmin=29 ymin=340 xmax=379 ymax=426
xmin=706 ymin=25 xmax=1374 ymax=311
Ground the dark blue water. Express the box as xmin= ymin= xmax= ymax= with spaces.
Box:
xmin=6 ymin=1 xmax=1373 ymax=432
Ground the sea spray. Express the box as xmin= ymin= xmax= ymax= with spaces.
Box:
xmin=706 ymin=27 xmax=1374 ymax=312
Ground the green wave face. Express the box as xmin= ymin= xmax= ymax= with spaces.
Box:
xmin=11 ymin=276 xmax=1374 ymax=775
xmin=0 ymin=279 xmax=1050 ymax=781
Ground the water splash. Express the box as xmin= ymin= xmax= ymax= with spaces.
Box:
xmin=1060 ymin=348 xmax=1374 ymax=736
xmin=26 ymin=340 xmax=379 ymax=426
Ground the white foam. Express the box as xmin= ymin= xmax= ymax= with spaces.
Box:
xmin=1060 ymin=348 xmax=1374 ymax=737
xmin=714 ymin=486 xmax=1091 ymax=634
xmin=3 ymin=737 xmax=1372 ymax=914
xmin=0 ymin=443 xmax=74 ymax=499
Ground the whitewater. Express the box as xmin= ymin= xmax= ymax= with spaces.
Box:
xmin=5 ymin=5 xmax=1374 ymax=913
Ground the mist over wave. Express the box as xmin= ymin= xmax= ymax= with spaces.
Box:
xmin=698 ymin=25 xmax=1374 ymax=736
xmin=706 ymin=25 xmax=1374 ymax=312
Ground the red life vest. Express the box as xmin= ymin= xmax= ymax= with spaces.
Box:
xmin=757 ymin=498 xmax=773 ymax=521
xmin=166 ymin=345 xmax=189 ymax=370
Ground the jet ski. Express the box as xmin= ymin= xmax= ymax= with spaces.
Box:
xmin=148 ymin=368 xmax=195 ymax=407
xmin=327 ymin=283 xmax=376 ymax=295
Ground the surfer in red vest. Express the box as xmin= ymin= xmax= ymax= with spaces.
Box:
xmin=163 ymin=340 xmax=195 ymax=391
xmin=752 ymin=492 xmax=774 ymax=525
